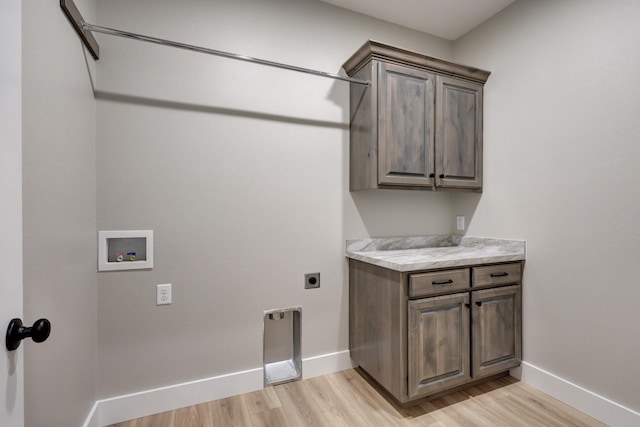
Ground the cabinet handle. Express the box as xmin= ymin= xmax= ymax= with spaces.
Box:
xmin=476 ymin=301 xmax=482 ymax=307
xmin=428 ymin=173 xmax=435 ymax=178
xmin=432 ymin=279 xmax=454 ymax=285
xmin=490 ymin=272 xmax=509 ymax=278
xmin=465 ymin=303 xmax=471 ymax=309
xmin=439 ymin=174 xmax=445 ymax=179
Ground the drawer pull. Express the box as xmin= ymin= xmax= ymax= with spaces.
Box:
xmin=432 ymin=279 xmax=454 ymax=285
xmin=476 ymin=301 xmax=482 ymax=307
xmin=490 ymin=272 xmax=509 ymax=278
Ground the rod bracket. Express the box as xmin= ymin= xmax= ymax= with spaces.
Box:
xmin=60 ymin=0 xmax=100 ymax=59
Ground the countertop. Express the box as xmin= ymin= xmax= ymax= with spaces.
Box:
xmin=346 ymin=236 xmax=525 ymax=272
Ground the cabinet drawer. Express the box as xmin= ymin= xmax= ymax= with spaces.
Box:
xmin=473 ymin=263 xmax=522 ymax=289
xmin=409 ymin=269 xmax=470 ymax=297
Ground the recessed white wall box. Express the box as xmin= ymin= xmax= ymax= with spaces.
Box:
xmin=98 ymin=230 xmax=154 ymax=271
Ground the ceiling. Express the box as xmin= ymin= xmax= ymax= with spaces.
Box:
xmin=319 ymin=0 xmax=516 ymax=40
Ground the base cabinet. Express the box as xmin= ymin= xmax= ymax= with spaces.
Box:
xmin=349 ymin=260 xmax=523 ymax=404
xmin=471 ymin=285 xmax=522 ymax=379
xmin=408 ymin=292 xmax=470 ymax=398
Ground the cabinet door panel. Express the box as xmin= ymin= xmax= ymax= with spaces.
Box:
xmin=379 ymin=63 xmax=435 ymax=186
xmin=408 ymin=292 xmax=470 ymax=398
xmin=471 ymin=285 xmax=522 ymax=378
xmin=436 ymin=76 xmax=482 ymax=189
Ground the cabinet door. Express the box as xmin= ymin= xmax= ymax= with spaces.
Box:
xmin=378 ymin=62 xmax=435 ymax=187
xmin=435 ymin=76 xmax=483 ymax=189
xmin=408 ymin=292 xmax=470 ymax=398
xmin=471 ymin=285 xmax=522 ymax=378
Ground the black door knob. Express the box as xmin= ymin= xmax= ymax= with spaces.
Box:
xmin=6 ymin=318 xmax=51 ymax=351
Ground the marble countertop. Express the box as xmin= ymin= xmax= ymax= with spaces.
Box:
xmin=346 ymin=236 xmax=525 ymax=272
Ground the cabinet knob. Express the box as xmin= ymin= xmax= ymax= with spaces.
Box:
xmin=439 ymin=174 xmax=445 ymax=179
xmin=6 ymin=318 xmax=51 ymax=351
xmin=476 ymin=301 xmax=482 ymax=307
xmin=428 ymin=173 xmax=435 ymax=178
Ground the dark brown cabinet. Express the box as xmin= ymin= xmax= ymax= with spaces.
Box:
xmin=343 ymin=41 xmax=489 ymax=192
xmin=471 ymin=285 xmax=522 ymax=379
xmin=349 ymin=259 xmax=522 ymax=404
xmin=378 ymin=63 xmax=436 ymax=187
xmin=408 ymin=292 xmax=470 ymax=398
xmin=436 ymin=76 xmax=484 ymax=189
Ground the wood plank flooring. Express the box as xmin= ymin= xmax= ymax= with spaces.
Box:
xmin=107 ymin=368 xmax=606 ymax=427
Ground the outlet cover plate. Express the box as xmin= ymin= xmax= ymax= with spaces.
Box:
xmin=305 ymin=273 xmax=320 ymax=289
xmin=156 ymin=283 xmax=172 ymax=305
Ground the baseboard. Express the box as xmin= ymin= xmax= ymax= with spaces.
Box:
xmin=82 ymin=401 xmax=100 ymax=427
xmin=85 ymin=350 xmax=354 ymax=427
xmin=511 ymin=362 xmax=640 ymax=427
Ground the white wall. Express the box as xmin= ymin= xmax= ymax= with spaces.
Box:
xmin=453 ymin=0 xmax=640 ymax=412
xmin=95 ymin=0 xmax=454 ymax=398
xmin=22 ymin=0 xmax=98 ymax=425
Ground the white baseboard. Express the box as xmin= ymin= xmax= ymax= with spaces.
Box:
xmin=512 ymin=362 xmax=640 ymax=427
xmin=84 ymin=350 xmax=354 ymax=427
xmin=82 ymin=402 xmax=100 ymax=427
xmin=87 ymin=355 xmax=639 ymax=427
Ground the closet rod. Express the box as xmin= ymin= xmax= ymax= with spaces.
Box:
xmin=80 ymin=22 xmax=371 ymax=86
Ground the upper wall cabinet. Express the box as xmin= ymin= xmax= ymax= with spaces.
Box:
xmin=343 ymin=41 xmax=490 ymax=192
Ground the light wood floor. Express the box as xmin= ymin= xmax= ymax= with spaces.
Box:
xmin=107 ymin=368 xmax=606 ymax=427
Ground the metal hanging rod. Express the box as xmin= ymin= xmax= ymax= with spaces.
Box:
xmin=60 ymin=0 xmax=369 ymax=86
xmin=81 ymin=22 xmax=369 ymax=86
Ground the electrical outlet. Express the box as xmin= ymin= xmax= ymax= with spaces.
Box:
xmin=456 ymin=216 xmax=465 ymax=231
xmin=156 ymin=283 xmax=172 ymax=305
xmin=305 ymin=273 xmax=320 ymax=289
